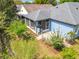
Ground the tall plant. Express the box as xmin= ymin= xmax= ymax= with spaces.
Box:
xmin=49 ymin=31 xmax=64 ymax=50
xmin=0 ymin=0 xmax=16 ymax=57
xmin=8 ymin=20 xmax=27 ymax=39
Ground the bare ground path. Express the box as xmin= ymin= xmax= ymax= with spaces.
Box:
xmin=37 ymin=40 xmax=61 ymax=58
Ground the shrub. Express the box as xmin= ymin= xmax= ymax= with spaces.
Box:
xmin=66 ymin=31 xmax=76 ymax=44
xmin=49 ymin=32 xmax=64 ymax=50
xmin=8 ymin=20 xmax=27 ymax=36
xmin=22 ymin=31 xmax=35 ymax=40
xmin=61 ymin=48 xmax=77 ymax=59
xmin=67 ymin=31 xmax=76 ymax=41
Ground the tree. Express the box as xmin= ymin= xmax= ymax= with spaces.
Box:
xmin=24 ymin=1 xmax=32 ymax=4
xmin=34 ymin=0 xmax=49 ymax=4
xmin=0 ymin=0 xmax=16 ymax=57
xmin=52 ymin=0 xmax=57 ymax=6
xmin=60 ymin=0 xmax=79 ymax=3
xmin=14 ymin=0 xmax=24 ymax=4
xmin=33 ymin=0 xmax=57 ymax=6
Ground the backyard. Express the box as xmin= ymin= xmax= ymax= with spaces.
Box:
xmin=0 ymin=0 xmax=79 ymax=59
xmin=7 ymin=35 xmax=79 ymax=59
xmin=1 ymin=20 xmax=79 ymax=59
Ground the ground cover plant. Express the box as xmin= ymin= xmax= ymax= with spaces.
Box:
xmin=61 ymin=47 xmax=77 ymax=59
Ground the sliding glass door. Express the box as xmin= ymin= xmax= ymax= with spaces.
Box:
xmin=38 ymin=20 xmax=50 ymax=33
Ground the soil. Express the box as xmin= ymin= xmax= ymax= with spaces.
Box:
xmin=37 ymin=40 xmax=61 ymax=58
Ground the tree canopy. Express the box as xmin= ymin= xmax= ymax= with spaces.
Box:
xmin=60 ymin=0 xmax=79 ymax=3
xmin=0 ymin=0 xmax=16 ymax=57
xmin=33 ymin=0 xmax=57 ymax=5
xmin=33 ymin=0 xmax=79 ymax=6
xmin=33 ymin=0 xmax=49 ymax=4
xmin=14 ymin=0 xmax=24 ymax=4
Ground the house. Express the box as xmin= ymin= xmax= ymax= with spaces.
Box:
xmin=17 ymin=2 xmax=79 ymax=37
xmin=16 ymin=4 xmax=52 ymax=15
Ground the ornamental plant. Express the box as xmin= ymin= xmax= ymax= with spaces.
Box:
xmin=61 ymin=48 xmax=77 ymax=59
xmin=49 ymin=31 xmax=64 ymax=50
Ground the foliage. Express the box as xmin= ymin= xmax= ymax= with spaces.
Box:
xmin=14 ymin=0 xmax=24 ymax=4
xmin=33 ymin=0 xmax=49 ymax=4
xmin=33 ymin=0 xmax=79 ymax=6
xmin=8 ymin=20 xmax=27 ymax=36
xmin=0 ymin=0 xmax=16 ymax=58
xmin=60 ymin=0 xmax=79 ymax=3
xmin=67 ymin=31 xmax=76 ymax=42
xmin=14 ymin=0 xmax=32 ymax=4
xmin=33 ymin=0 xmax=57 ymax=5
xmin=0 ymin=0 xmax=16 ymax=22
xmin=52 ymin=0 xmax=57 ymax=6
xmin=22 ymin=31 xmax=35 ymax=41
xmin=61 ymin=48 xmax=77 ymax=59
xmin=9 ymin=39 xmax=38 ymax=59
xmin=24 ymin=1 xmax=32 ymax=4
xmin=49 ymin=32 xmax=64 ymax=50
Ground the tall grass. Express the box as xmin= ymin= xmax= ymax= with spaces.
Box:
xmin=9 ymin=39 xmax=38 ymax=59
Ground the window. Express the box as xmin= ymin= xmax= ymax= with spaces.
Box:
xmin=38 ymin=20 xmax=49 ymax=30
xmin=30 ymin=20 xmax=35 ymax=30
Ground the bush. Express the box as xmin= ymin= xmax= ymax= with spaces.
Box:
xmin=8 ymin=20 xmax=27 ymax=36
xmin=61 ymin=48 xmax=77 ymax=59
xmin=49 ymin=32 xmax=64 ymax=50
xmin=22 ymin=31 xmax=35 ymax=40
xmin=67 ymin=31 xmax=76 ymax=41
xmin=66 ymin=31 xmax=76 ymax=44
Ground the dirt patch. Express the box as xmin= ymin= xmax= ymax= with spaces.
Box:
xmin=28 ymin=29 xmax=61 ymax=58
xmin=37 ymin=40 xmax=61 ymax=58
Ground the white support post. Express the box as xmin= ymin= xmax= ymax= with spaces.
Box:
xmin=24 ymin=18 xmax=26 ymax=24
xmin=35 ymin=22 xmax=38 ymax=33
xmin=29 ymin=20 xmax=31 ymax=27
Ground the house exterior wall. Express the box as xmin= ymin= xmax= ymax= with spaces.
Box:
xmin=24 ymin=18 xmax=37 ymax=34
xmin=35 ymin=19 xmax=75 ymax=37
xmin=18 ymin=5 xmax=28 ymax=15
xmin=35 ymin=20 xmax=51 ymax=34
xmin=21 ymin=17 xmax=75 ymax=37
xmin=51 ymin=20 xmax=75 ymax=37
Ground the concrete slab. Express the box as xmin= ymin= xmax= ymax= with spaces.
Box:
xmin=37 ymin=32 xmax=54 ymax=40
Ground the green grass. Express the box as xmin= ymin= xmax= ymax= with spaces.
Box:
xmin=7 ymin=37 xmax=79 ymax=59
xmin=9 ymin=39 xmax=38 ymax=59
